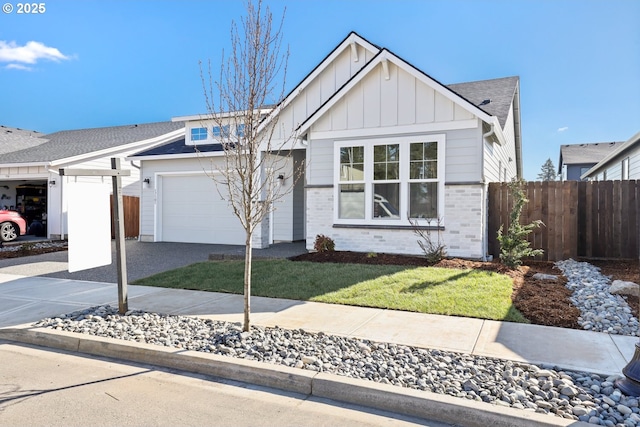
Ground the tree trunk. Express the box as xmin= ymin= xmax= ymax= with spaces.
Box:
xmin=243 ymin=232 xmax=253 ymax=332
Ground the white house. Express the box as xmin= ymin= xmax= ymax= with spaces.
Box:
xmin=131 ymin=32 xmax=521 ymax=259
xmin=581 ymin=131 xmax=640 ymax=181
xmin=0 ymin=121 xmax=184 ymax=239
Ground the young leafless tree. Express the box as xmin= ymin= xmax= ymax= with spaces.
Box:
xmin=200 ymin=0 xmax=297 ymax=331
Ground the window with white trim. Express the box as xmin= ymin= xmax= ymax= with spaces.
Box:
xmin=338 ymin=146 xmax=365 ymax=219
xmin=212 ymin=125 xmax=231 ymax=138
xmin=191 ymin=127 xmax=207 ymax=141
xmin=335 ymin=135 xmax=445 ymax=226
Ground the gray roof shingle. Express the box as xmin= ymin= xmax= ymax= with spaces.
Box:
xmin=0 ymin=121 xmax=184 ymax=164
xmin=0 ymin=125 xmax=47 ymax=155
xmin=560 ymin=141 xmax=624 ymax=166
xmin=447 ymin=76 xmax=519 ymax=128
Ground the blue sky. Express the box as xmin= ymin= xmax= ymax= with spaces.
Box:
xmin=1 ymin=0 xmax=638 ymax=180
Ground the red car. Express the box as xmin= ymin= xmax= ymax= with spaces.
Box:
xmin=0 ymin=210 xmax=27 ymax=242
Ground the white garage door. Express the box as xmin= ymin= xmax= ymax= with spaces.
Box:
xmin=160 ymin=175 xmax=245 ymax=244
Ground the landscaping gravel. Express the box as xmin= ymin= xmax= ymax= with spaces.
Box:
xmin=32 ymin=257 xmax=640 ymax=426
xmin=556 ymin=259 xmax=640 ymax=337
xmin=0 ymin=241 xmax=66 ymax=253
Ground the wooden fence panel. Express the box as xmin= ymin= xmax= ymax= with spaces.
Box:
xmin=627 ymin=181 xmax=639 ymax=258
xmin=488 ymin=180 xmax=640 ymax=261
xmin=577 ymin=182 xmax=587 ymax=257
xmin=110 ymin=195 xmax=139 ymax=239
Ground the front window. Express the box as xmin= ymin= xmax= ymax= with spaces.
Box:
xmin=335 ymin=135 xmax=444 ymax=225
xmin=373 ymin=144 xmax=400 ymax=218
xmin=409 ymin=142 xmax=438 ymax=219
xmin=338 ymin=146 xmax=365 ymax=219
xmin=190 ymin=127 xmax=207 ymax=141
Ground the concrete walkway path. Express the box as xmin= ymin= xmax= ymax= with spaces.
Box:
xmin=0 ymin=271 xmax=636 ymax=377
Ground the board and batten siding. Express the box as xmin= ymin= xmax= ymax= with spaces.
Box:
xmin=311 ymin=62 xmax=475 ymax=133
xmin=273 ymin=43 xmax=377 ymax=142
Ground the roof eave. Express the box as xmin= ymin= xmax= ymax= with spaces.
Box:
xmin=297 ymin=49 xmax=496 ymax=137
xmin=50 ymin=128 xmax=186 ymax=168
xmin=0 ymin=161 xmax=50 ymax=169
xmin=127 ymin=151 xmax=225 ymax=162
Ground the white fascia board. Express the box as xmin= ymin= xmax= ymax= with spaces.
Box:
xmin=309 ymin=119 xmax=478 ymax=141
xmin=173 ymin=109 xmax=272 ymax=123
xmin=0 ymin=161 xmax=49 ymax=169
xmin=127 ymin=151 xmax=225 ymax=162
xmin=298 ymin=50 xmax=494 ymax=137
xmin=50 ymin=128 xmax=186 ymax=168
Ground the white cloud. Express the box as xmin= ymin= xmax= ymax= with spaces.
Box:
xmin=0 ymin=41 xmax=71 ymax=68
xmin=5 ymin=63 xmax=32 ymax=71
xmin=557 ymin=126 xmax=569 ymax=132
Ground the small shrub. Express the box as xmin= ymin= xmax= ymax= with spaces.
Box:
xmin=314 ymin=234 xmax=335 ymax=252
xmin=408 ymin=217 xmax=447 ymax=264
xmin=366 ymin=252 xmax=377 ymax=258
xmin=19 ymin=242 xmax=36 ymax=253
xmin=497 ymin=179 xmax=544 ymax=268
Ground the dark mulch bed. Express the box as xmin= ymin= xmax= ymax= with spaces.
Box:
xmin=291 ymin=251 xmax=639 ymax=330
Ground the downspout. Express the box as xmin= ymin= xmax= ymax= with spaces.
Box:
xmin=481 ymin=122 xmax=494 ymax=261
xmin=482 ymin=122 xmax=495 ymax=140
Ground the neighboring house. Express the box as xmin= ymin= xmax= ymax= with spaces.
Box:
xmin=558 ymin=141 xmax=623 ymax=181
xmin=581 ymin=131 xmax=640 ymax=181
xmin=0 ymin=125 xmax=47 ymax=155
xmin=0 ymin=121 xmax=184 ymax=239
xmin=131 ymin=32 xmax=521 ymax=259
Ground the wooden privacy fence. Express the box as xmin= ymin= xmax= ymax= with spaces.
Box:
xmin=109 ymin=195 xmax=139 ymax=239
xmin=488 ymin=180 xmax=640 ymax=261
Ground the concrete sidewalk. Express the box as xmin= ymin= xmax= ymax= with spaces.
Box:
xmin=0 ymin=271 xmax=636 ymax=376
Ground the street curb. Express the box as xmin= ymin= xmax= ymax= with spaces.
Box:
xmin=0 ymin=324 xmax=590 ymax=427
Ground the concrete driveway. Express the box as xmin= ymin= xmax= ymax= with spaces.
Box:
xmin=0 ymin=240 xmax=307 ymax=283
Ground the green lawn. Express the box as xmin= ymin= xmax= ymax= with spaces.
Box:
xmin=133 ymin=260 xmax=527 ymax=323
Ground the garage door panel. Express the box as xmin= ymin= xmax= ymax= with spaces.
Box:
xmin=160 ymin=175 xmax=244 ymax=244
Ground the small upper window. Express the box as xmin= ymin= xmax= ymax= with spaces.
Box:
xmin=190 ymin=127 xmax=207 ymax=141
xmin=212 ymin=125 xmax=231 ymax=139
xmin=236 ymin=124 xmax=245 ymax=138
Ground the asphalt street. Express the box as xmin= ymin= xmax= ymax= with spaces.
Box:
xmin=0 ymin=340 xmax=453 ymax=427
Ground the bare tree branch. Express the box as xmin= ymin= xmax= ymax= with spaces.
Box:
xmin=198 ymin=0 xmax=300 ymax=331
